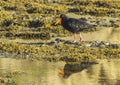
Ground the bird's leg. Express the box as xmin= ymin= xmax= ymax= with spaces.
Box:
xmin=73 ymin=33 xmax=77 ymax=43
xmin=79 ymin=33 xmax=83 ymax=42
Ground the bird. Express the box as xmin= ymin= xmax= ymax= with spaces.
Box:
xmin=55 ymin=14 xmax=96 ymax=42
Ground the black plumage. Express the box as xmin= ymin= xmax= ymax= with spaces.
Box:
xmin=60 ymin=14 xmax=95 ymax=33
xmin=55 ymin=14 xmax=96 ymax=42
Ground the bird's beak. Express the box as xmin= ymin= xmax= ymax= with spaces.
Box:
xmin=57 ymin=69 xmax=64 ymax=76
xmin=55 ymin=18 xmax=62 ymax=25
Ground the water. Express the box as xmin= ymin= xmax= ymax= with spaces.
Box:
xmin=0 ymin=58 xmax=120 ymax=85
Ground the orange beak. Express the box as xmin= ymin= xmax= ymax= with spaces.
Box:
xmin=55 ymin=18 xmax=62 ymax=25
xmin=57 ymin=69 xmax=64 ymax=76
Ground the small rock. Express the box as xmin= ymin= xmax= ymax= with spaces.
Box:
xmin=98 ymin=41 xmax=108 ymax=48
xmin=79 ymin=18 xmax=87 ymax=22
xmin=90 ymin=41 xmax=100 ymax=48
xmin=109 ymin=20 xmax=115 ymax=24
xmin=64 ymin=40 xmax=75 ymax=44
xmin=46 ymin=41 xmax=55 ymax=45
xmin=0 ymin=78 xmax=4 ymax=83
xmin=55 ymin=38 xmax=65 ymax=43
xmin=109 ymin=44 xmax=120 ymax=49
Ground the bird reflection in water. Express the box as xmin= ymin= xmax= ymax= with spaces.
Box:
xmin=58 ymin=62 xmax=98 ymax=78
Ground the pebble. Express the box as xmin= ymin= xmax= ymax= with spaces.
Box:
xmin=46 ymin=41 xmax=55 ymax=45
xmin=55 ymin=38 xmax=65 ymax=43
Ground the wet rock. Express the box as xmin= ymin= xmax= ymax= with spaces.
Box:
xmin=90 ymin=41 xmax=110 ymax=48
xmin=4 ymin=78 xmax=13 ymax=84
xmin=88 ymin=17 xmax=92 ymax=19
xmin=79 ymin=18 xmax=87 ymax=22
xmin=16 ymin=32 xmax=51 ymax=40
xmin=74 ymin=42 xmax=86 ymax=47
xmin=40 ymin=32 xmax=51 ymax=40
xmin=96 ymin=21 xmax=100 ymax=25
xmin=90 ymin=20 xmax=96 ymax=23
xmin=109 ymin=20 xmax=116 ymax=27
xmin=55 ymin=38 xmax=65 ymax=43
xmin=28 ymin=20 xmax=44 ymax=28
xmin=98 ymin=41 xmax=110 ymax=48
xmin=84 ymin=43 xmax=91 ymax=47
xmin=81 ymin=41 xmax=93 ymax=47
xmin=5 ymin=73 xmax=12 ymax=78
xmin=17 ymin=42 xmax=44 ymax=46
xmin=90 ymin=41 xmax=101 ymax=48
xmin=0 ymin=78 xmax=4 ymax=83
xmin=51 ymin=33 xmax=57 ymax=37
xmin=109 ymin=20 xmax=115 ymax=24
xmin=46 ymin=41 xmax=55 ymax=45
xmin=108 ymin=44 xmax=120 ymax=49
xmin=53 ymin=0 xmax=60 ymax=3
xmin=64 ymin=40 xmax=75 ymax=44
xmin=116 ymin=19 xmax=120 ymax=22
xmin=68 ymin=8 xmax=79 ymax=12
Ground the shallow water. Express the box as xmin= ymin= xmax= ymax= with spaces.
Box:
xmin=0 ymin=58 xmax=120 ymax=85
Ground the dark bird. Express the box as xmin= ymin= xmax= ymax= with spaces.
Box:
xmin=55 ymin=14 xmax=96 ymax=42
xmin=57 ymin=62 xmax=98 ymax=78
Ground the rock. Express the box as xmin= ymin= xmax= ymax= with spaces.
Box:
xmin=64 ymin=40 xmax=75 ymax=44
xmin=108 ymin=44 xmax=120 ymax=49
xmin=109 ymin=20 xmax=115 ymax=24
xmin=96 ymin=21 xmax=100 ymax=25
xmin=90 ymin=41 xmax=100 ymax=48
xmin=79 ymin=18 xmax=87 ymax=22
xmin=84 ymin=43 xmax=91 ymax=47
xmin=0 ymin=78 xmax=4 ymax=83
xmin=90 ymin=41 xmax=110 ymax=48
xmin=53 ymin=0 xmax=60 ymax=3
xmin=55 ymin=38 xmax=65 ymax=43
xmin=98 ymin=41 xmax=110 ymax=48
xmin=46 ymin=41 xmax=55 ymax=45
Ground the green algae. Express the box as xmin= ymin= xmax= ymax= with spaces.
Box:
xmin=0 ymin=0 xmax=120 ymax=39
xmin=0 ymin=0 xmax=120 ymax=64
xmin=0 ymin=40 xmax=119 ymax=64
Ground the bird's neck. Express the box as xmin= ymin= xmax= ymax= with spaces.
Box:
xmin=62 ymin=17 xmax=68 ymax=23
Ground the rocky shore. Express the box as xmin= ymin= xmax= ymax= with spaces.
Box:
xmin=0 ymin=37 xmax=119 ymax=64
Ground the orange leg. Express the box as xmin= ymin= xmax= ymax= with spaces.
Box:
xmin=73 ymin=33 xmax=77 ymax=42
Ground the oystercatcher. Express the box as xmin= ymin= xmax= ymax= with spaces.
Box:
xmin=55 ymin=14 xmax=96 ymax=42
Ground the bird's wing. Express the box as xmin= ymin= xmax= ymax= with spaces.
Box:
xmin=67 ymin=18 xmax=92 ymax=31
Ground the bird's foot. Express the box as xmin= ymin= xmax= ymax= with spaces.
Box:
xmin=80 ymin=38 xmax=84 ymax=42
xmin=73 ymin=40 xmax=77 ymax=43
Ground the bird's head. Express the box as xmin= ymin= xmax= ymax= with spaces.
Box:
xmin=55 ymin=14 xmax=68 ymax=25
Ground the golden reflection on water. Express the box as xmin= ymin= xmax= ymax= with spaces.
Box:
xmin=0 ymin=58 xmax=120 ymax=85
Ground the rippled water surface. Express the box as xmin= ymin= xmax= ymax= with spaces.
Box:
xmin=0 ymin=58 xmax=120 ymax=85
